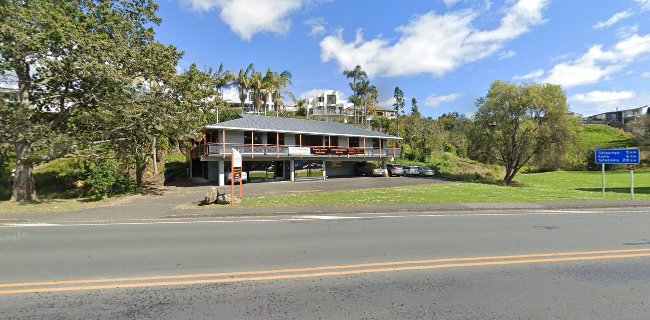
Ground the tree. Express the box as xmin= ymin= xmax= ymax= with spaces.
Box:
xmin=0 ymin=0 xmax=179 ymax=201
xmin=270 ymin=70 xmax=293 ymax=113
xmin=230 ymin=64 xmax=254 ymax=111
xmin=343 ymin=65 xmax=367 ymax=124
xmin=411 ymin=98 xmax=420 ymax=117
xmin=470 ymin=81 xmax=578 ymax=185
xmin=393 ymin=87 xmax=405 ymax=136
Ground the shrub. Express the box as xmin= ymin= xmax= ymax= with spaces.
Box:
xmin=85 ymin=162 xmax=118 ymax=200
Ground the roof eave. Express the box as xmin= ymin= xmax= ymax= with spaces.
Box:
xmin=203 ymin=125 xmax=402 ymax=140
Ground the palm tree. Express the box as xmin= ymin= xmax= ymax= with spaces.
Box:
xmin=249 ymin=70 xmax=264 ymax=115
xmin=229 ymin=63 xmax=254 ymax=111
xmin=271 ymin=70 xmax=294 ymax=113
xmin=261 ymin=69 xmax=274 ymax=116
xmin=343 ymin=65 xmax=367 ymax=124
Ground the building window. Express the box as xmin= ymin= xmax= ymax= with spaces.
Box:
xmin=329 ymin=136 xmax=339 ymax=146
xmin=373 ymin=138 xmax=380 ymax=148
xmin=349 ymin=137 xmax=360 ymax=147
xmin=327 ymin=95 xmax=336 ymax=105
xmin=244 ymin=131 xmax=263 ymax=145
xmin=267 ymin=133 xmax=285 ymax=145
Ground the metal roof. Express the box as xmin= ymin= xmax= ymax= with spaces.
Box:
xmin=205 ymin=114 xmax=401 ymax=139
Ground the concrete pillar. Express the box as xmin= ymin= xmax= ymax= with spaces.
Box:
xmin=290 ymin=159 xmax=295 ymax=182
xmin=322 ymin=161 xmax=327 ymax=180
xmin=382 ymin=159 xmax=388 ymax=177
xmin=218 ymin=160 xmax=225 ymax=186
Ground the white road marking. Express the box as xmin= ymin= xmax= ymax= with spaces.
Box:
xmin=0 ymin=208 xmax=647 ymax=228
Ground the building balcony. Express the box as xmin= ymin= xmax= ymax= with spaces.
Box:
xmin=196 ymin=143 xmax=402 ymax=160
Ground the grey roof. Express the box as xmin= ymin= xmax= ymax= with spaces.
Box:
xmin=205 ymin=114 xmax=401 ymax=139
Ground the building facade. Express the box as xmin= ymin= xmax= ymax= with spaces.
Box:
xmin=306 ymin=90 xmax=351 ymax=122
xmin=585 ymin=105 xmax=648 ymax=125
xmin=190 ymin=114 xmax=402 ymax=186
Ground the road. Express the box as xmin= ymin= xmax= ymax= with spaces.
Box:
xmin=2 ymin=207 xmax=650 ymax=319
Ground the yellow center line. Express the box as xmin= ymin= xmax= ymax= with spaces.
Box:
xmin=1 ymin=252 xmax=649 ymax=295
xmin=1 ymin=248 xmax=649 ymax=290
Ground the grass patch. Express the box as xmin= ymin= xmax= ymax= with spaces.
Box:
xmin=242 ymin=170 xmax=650 ymax=208
xmin=578 ymin=125 xmax=636 ymax=150
xmin=0 ymin=196 xmax=129 ymax=214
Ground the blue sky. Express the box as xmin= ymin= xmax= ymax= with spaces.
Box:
xmin=155 ymin=0 xmax=650 ymax=118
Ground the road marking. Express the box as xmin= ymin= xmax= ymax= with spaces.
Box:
xmin=0 ymin=208 xmax=648 ymax=228
xmin=1 ymin=248 xmax=649 ymax=295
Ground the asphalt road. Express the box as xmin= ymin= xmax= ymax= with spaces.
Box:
xmin=2 ymin=207 xmax=650 ymax=319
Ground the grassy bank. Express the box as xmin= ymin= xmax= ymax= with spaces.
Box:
xmin=242 ymin=170 xmax=650 ymax=207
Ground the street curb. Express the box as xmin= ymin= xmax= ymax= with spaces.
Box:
xmin=161 ymin=201 xmax=650 ymax=219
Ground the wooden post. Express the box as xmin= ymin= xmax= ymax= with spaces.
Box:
xmin=300 ymin=134 xmax=303 ymax=159
xmin=363 ymin=137 xmax=366 ymax=158
xmin=393 ymin=139 xmax=396 ymax=157
xmin=251 ymin=130 xmax=255 ymax=159
xmin=276 ymin=132 xmax=280 ymax=158
xmin=203 ymin=129 xmax=207 ymax=157
xmin=222 ymin=130 xmax=226 ymax=159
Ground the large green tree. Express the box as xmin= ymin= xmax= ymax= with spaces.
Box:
xmin=470 ymin=81 xmax=578 ymax=184
xmin=0 ymin=0 xmax=180 ymax=201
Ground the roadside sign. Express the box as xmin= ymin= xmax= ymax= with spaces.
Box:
xmin=595 ymin=149 xmax=640 ymax=164
xmin=232 ymin=148 xmax=242 ymax=168
xmin=596 ymin=149 xmax=639 ymax=201
xmin=288 ymin=146 xmax=311 ymax=156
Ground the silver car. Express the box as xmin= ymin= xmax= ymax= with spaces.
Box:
xmin=404 ymin=166 xmax=421 ymax=176
xmin=419 ymin=166 xmax=435 ymax=177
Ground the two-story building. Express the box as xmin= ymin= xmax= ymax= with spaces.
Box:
xmin=306 ymin=90 xmax=351 ymax=122
xmin=190 ymin=114 xmax=402 ymax=186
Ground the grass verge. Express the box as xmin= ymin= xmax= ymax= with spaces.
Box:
xmin=241 ymin=170 xmax=650 ymax=208
xmin=0 ymin=196 xmax=131 ymax=214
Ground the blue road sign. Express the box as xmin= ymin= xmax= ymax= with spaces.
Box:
xmin=595 ymin=149 xmax=640 ymax=165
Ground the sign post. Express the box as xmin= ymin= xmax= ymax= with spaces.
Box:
xmin=231 ymin=148 xmax=243 ymax=206
xmin=595 ymin=149 xmax=640 ymax=201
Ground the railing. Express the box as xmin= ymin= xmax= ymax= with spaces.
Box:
xmin=204 ymin=143 xmax=402 ymax=158
xmin=310 ymin=109 xmax=348 ymax=116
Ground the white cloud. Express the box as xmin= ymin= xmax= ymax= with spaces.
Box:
xmin=498 ymin=50 xmax=517 ymax=60
xmin=298 ymin=88 xmax=345 ymax=99
xmin=641 ymin=71 xmax=650 ymax=78
xmin=636 ymin=0 xmax=650 ymax=11
xmin=305 ymin=17 xmax=327 ymax=37
xmin=378 ymin=97 xmax=396 ymax=108
xmin=593 ymin=10 xmax=634 ymax=29
xmin=320 ymin=0 xmax=549 ymax=77
xmin=570 ymin=90 xmax=636 ymax=105
xmin=425 ymin=93 xmax=462 ymax=108
xmin=221 ymin=87 xmax=241 ymax=103
xmin=542 ymin=33 xmax=650 ymax=88
xmin=443 ymin=0 xmax=461 ymax=6
xmin=180 ymin=0 xmax=304 ymax=41
xmin=513 ymin=69 xmax=544 ymax=80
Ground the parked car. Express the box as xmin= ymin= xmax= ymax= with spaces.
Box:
xmin=419 ymin=166 xmax=435 ymax=177
xmin=404 ymin=166 xmax=421 ymax=176
xmin=226 ymin=171 xmax=248 ymax=183
xmin=386 ymin=164 xmax=404 ymax=177
xmin=354 ymin=162 xmax=385 ymax=176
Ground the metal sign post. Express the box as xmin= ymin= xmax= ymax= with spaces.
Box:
xmin=601 ymin=164 xmax=605 ymax=200
xmin=627 ymin=165 xmax=636 ymax=201
xmin=595 ymin=149 xmax=640 ymax=201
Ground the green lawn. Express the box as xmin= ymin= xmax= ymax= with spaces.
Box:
xmin=242 ymin=170 xmax=650 ymax=207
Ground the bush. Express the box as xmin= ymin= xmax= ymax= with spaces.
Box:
xmin=85 ymin=162 xmax=118 ymax=200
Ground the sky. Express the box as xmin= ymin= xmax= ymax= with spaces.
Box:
xmin=155 ymin=0 xmax=650 ymax=118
